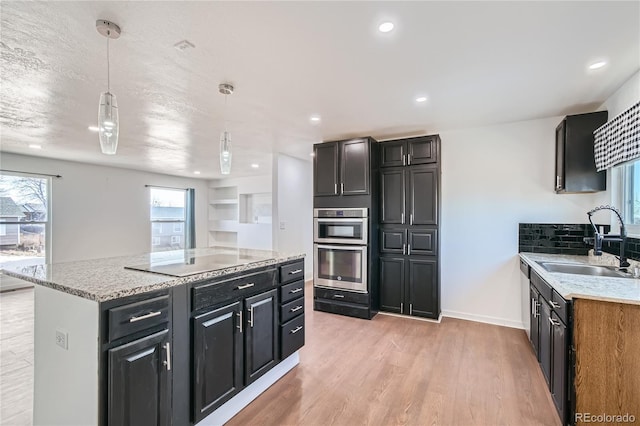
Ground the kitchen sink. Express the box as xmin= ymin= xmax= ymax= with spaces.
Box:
xmin=536 ymin=261 xmax=630 ymax=278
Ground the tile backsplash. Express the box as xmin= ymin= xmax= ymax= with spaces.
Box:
xmin=518 ymin=223 xmax=610 ymax=255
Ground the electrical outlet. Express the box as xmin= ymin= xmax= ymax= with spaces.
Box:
xmin=280 ymin=221 xmax=286 ymax=230
xmin=55 ymin=329 xmax=68 ymax=350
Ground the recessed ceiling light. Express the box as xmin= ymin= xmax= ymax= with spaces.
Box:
xmin=378 ymin=22 xmax=394 ymax=33
xmin=251 ymin=163 xmax=260 ymax=168
xmin=88 ymin=125 xmax=100 ymax=132
xmin=29 ymin=144 xmax=42 ymax=149
xmin=589 ymin=61 xmax=607 ymax=70
xmin=193 ymin=171 xmax=201 ymax=175
xmin=415 ymin=96 xmax=427 ymax=103
xmin=310 ymin=115 xmax=321 ymax=123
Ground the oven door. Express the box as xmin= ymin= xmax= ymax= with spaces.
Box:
xmin=313 ymin=244 xmax=367 ymax=293
xmin=313 ymin=218 xmax=368 ymax=245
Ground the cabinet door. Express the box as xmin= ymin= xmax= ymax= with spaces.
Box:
xmin=407 ymin=258 xmax=438 ymax=319
xmin=551 ymin=312 xmax=568 ymax=424
xmin=380 ymin=228 xmax=406 ymax=254
xmin=555 ymin=122 xmax=565 ymax=192
xmin=314 ymin=142 xmax=339 ymax=196
xmin=407 ymin=166 xmax=438 ymax=225
xmin=539 ymin=300 xmax=552 ymax=389
xmin=407 ymin=137 xmax=437 ymax=165
xmin=341 ymin=139 xmax=370 ymax=195
xmin=407 ymin=229 xmax=437 ymax=256
xmin=108 ymin=329 xmax=170 ymax=426
xmin=379 ymin=257 xmax=405 ymax=314
xmin=380 ymin=169 xmax=405 ymax=224
xmin=380 ymin=141 xmax=405 ymax=168
xmin=245 ymin=289 xmax=278 ymax=385
xmin=529 ymin=286 xmax=540 ymax=359
xmin=193 ymin=302 xmax=243 ymax=423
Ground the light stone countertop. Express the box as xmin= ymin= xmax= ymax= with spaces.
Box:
xmin=1 ymin=247 xmax=305 ymax=302
xmin=520 ymin=252 xmax=640 ymax=305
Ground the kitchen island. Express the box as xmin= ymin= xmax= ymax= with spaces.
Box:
xmin=2 ymin=247 xmax=306 ymax=426
xmin=519 ymin=252 xmax=640 ymax=426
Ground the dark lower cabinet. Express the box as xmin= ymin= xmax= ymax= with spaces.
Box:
xmin=192 ymin=302 xmax=243 ymax=423
xmin=551 ymin=311 xmax=568 ymax=424
xmin=538 ymin=300 xmax=552 ymax=387
xmin=108 ymin=329 xmax=171 ymax=426
xmin=244 ymin=289 xmax=278 ymax=385
xmin=529 ymin=286 xmax=540 ymax=359
xmin=379 ymin=256 xmax=438 ymax=319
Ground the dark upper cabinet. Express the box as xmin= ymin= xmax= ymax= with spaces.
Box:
xmin=314 ymin=142 xmax=339 ymax=196
xmin=381 ymin=136 xmax=438 ymax=167
xmin=408 ymin=229 xmax=437 ymax=256
xmin=314 ymin=138 xmax=371 ymax=197
xmin=380 ymin=228 xmax=406 ymax=254
xmin=244 ymin=289 xmax=278 ymax=385
xmin=555 ymin=111 xmax=607 ymax=193
xmin=408 ymin=166 xmax=438 ymax=225
xmin=193 ymin=302 xmax=243 ymax=423
xmin=380 ymin=169 xmax=405 ymax=224
xmin=108 ymin=329 xmax=171 ymax=426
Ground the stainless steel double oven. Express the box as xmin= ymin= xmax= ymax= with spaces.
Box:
xmin=313 ymin=208 xmax=368 ymax=293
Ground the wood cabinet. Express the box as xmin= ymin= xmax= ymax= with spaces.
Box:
xmin=244 ymin=289 xmax=278 ymax=385
xmin=381 ymin=165 xmax=437 ymax=225
xmin=379 ymin=256 xmax=438 ymax=318
xmin=555 ymin=111 xmax=607 ymax=193
xmin=380 ymin=135 xmax=438 ymax=168
xmin=192 ymin=302 xmax=243 ymax=423
xmin=528 ymin=271 xmax=571 ymax=425
xmin=313 ymin=138 xmax=370 ymax=197
xmin=108 ymin=329 xmax=171 ymax=426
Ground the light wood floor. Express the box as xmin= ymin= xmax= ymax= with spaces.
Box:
xmin=0 ymin=284 xmax=560 ymax=426
xmin=0 ymin=288 xmax=33 ymax=426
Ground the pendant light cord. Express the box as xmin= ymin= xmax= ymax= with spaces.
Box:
xmin=106 ymin=31 xmax=110 ymax=93
xmin=224 ymin=93 xmax=228 ymax=131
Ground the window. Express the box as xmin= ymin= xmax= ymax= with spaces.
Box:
xmin=0 ymin=173 xmax=51 ymax=270
xmin=150 ymin=187 xmax=188 ymax=252
xmin=621 ymin=159 xmax=640 ymax=235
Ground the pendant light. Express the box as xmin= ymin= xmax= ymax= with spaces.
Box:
xmin=219 ymin=83 xmax=234 ymax=175
xmin=96 ymin=20 xmax=121 ymax=155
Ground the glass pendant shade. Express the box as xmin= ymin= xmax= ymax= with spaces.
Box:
xmin=98 ymin=92 xmax=119 ymax=155
xmin=220 ymin=130 xmax=232 ymax=175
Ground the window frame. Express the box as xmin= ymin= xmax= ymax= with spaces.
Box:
xmin=149 ymin=187 xmax=188 ymax=252
xmin=617 ymin=161 xmax=640 ymax=237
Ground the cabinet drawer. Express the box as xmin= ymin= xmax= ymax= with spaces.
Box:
xmin=281 ymin=315 xmax=305 ymax=359
xmin=530 ymin=270 xmax=553 ymax=301
xmin=551 ymin=290 xmax=570 ymax=324
xmin=108 ymin=295 xmax=170 ymax=341
xmin=280 ymin=297 xmax=305 ymax=324
xmin=192 ymin=268 xmax=277 ymax=312
xmin=280 ymin=261 xmax=305 ymax=284
xmin=314 ymin=287 xmax=369 ymax=305
xmin=281 ymin=280 xmax=305 ymax=304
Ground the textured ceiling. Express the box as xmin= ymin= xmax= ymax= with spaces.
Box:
xmin=1 ymin=1 xmax=639 ymax=179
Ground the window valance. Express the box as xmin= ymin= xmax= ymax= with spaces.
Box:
xmin=594 ymin=101 xmax=640 ymax=171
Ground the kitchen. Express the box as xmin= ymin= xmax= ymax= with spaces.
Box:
xmin=0 ymin=2 xmax=639 ymax=426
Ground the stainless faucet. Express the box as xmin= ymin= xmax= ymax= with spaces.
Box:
xmin=585 ymin=205 xmax=630 ymax=269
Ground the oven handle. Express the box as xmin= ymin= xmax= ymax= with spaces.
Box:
xmin=315 ymin=244 xmax=367 ymax=251
xmin=315 ymin=218 xmax=366 ymax=223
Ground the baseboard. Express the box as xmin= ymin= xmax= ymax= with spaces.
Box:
xmin=378 ymin=311 xmax=443 ymax=323
xmin=442 ymin=310 xmax=525 ymax=329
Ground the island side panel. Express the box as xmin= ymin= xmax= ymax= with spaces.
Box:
xmin=34 ymin=285 xmax=100 ymax=425
xmin=574 ymin=298 xmax=640 ymax=423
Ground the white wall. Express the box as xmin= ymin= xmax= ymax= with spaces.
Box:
xmin=0 ymin=153 xmax=209 ymax=263
xmin=599 ymin=70 xmax=640 ymax=118
xmin=273 ymin=154 xmax=313 ymax=280
xmin=439 ymin=117 xmax=609 ymax=328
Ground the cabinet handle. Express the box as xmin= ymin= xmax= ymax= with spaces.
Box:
xmin=289 ymin=269 xmax=303 ymax=275
xmin=290 ymin=325 xmax=303 ymax=334
xmin=333 ymin=294 xmax=344 ymax=298
xmin=402 ymin=154 xmax=406 ymax=166
xmin=409 ymin=303 xmax=413 ymax=315
xmin=334 ymin=183 xmax=338 ymax=194
xmin=407 ymin=154 xmax=411 ymax=165
xmin=400 ymin=302 xmax=404 ymax=313
xmin=237 ymin=310 xmax=243 ymax=333
xmin=402 ymin=244 xmax=406 ymax=255
xmin=290 ymin=305 xmax=303 ymax=313
xmin=548 ymin=317 xmax=560 ymax=326
xmin=531 ymin=298 xmax=535 ymax=316
xmin=237 ymin=283 xmax=255 ymax=290
xmin=556 ymin=176 xmax=562 ymax=189
xmin=129 ymin=311 xmax=161 ymax=323
xmin=249 ymin=306 xmax=254 ymax=328
xmin=535 ymin=301 xmax=540 ymax=318
xmin=408 ymin=244 xmax=411 ymax=255
xmin=410 ymin=213 xmax=413 ymax=225
xmin=163 ymin=342 xmax=171 ymax=371
xmin=549 ymin=301 xmax=561 ymax=309
xmin=401 ymin=213 xmax=405 ymax=224
xmin=290 ymin=287 xmax=303 ymax=294
xmin=341 ymin=183 xmax=344 ymax=194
